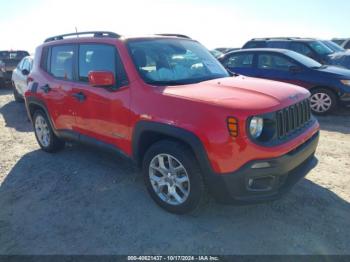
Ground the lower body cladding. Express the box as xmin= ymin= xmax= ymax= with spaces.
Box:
xmin=205 ymin=131 xmax=320 ymax=204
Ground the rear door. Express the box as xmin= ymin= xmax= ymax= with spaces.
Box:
xmin=221 ymin=52 xmax=256 ymax=76
xmin=255 ymin=52 xmax=297 ymax=83
xmin=72 ymin=43 xmax=131 ymax=150
xmin=41 ymin=44 xmax=77 ymax=131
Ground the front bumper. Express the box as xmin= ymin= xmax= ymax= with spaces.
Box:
xmin=206 ymin=131 xmax=319 ymax=204
xmin=339 ymin=92 xmax=350 ymax=106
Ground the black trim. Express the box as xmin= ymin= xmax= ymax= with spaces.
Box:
xmin=25 ymin=97 xmax=59 ymax=136
xmin=132 ymin=121 xmax=213 ymax=172
xmin=56 ymin=130 xmax=132 ymax=160
xmin=208 ymin=131 xmax=320 ymax=204
xmin=44 ymin=31 xmax=120 ymax=43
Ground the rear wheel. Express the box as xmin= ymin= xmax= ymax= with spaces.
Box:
xmin=310 ymin=88 xmax=337 ymax=115
xmin=143 ymin=140 xmax=206 ymax=214
xmin=33 ymin=110 xmax=65 ymax=152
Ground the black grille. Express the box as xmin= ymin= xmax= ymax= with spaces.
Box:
xmin=276 ymin=99 xmax=311 ymax=139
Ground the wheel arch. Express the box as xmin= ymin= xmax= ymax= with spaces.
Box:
xmin=26 ymin=97 xmax=57 ymax=132
xmin=132 ymin=121 xmax=212 ymax=173
xmin=309 ymin=86 xmax=339 ymax=99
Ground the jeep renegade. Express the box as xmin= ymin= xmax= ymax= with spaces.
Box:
xmin=25 ymin=32 xmax=320 ymax=214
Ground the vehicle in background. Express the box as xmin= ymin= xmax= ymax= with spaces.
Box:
xmin=25 ymin=31 xmax=319 ymax=214
xmin=11 ymin=56 xmax=33 ymax=102
xmin=215 ymin=47 xmax=240 ymax=54
xmin=219 ymin=48 xmax=350 ymax=115
xmin=332 ymin=38 xmax=350 ymax=50
xmin=210 ymin=49 xmax=224 ymax=58
xmin=242 ymin=37 xmax=350 ymax=69
xmin=322 ymin=40 xmax=345 ymax=53
xmin=0 ymin=50 xmax=30 ymax=87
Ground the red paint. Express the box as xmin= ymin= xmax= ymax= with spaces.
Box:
xmin=25 ymin=36 xmax=319 ymax=175
xmin=88 ymin=71 xmax=115 ymax=87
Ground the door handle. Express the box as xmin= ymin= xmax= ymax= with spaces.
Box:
xmin=72 ymin=92 xmax=86 ymax=102
xmin=40 ymin=84 xmax=51 ymax=93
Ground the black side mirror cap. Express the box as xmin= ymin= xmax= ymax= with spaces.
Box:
xmin=22 ymin=69 xmax=30 ymax=76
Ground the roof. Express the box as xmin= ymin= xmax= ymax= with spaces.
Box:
xmin=249 ymin=37 xmax=316 ymax=42
xmin=225 ymin=48 xmax=291 ymax=54
xmin=43 ymin=31 xmax=192 ymax=44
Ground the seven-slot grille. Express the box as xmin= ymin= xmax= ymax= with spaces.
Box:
xmin=276 ymin=99 xmax=311 ymax=139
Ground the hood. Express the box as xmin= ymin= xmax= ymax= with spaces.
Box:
xmin=328 ymin=51 xmax=350 ymax=69
xmin=315 ymin=65 xmax=350 ymax=78
xmin=162 ymin=76 xmax=309 ymax=113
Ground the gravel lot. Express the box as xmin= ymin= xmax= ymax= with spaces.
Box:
xmin=0 ymin=86 xmax=349 ymax=255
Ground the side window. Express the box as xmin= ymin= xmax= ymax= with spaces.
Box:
xmin=79 ymin=44 xmax=128 ymax=87
xmin=267 ymin=41 xmax=289 ymax=48
xmin=50 ymin=45 xmax=74 ymax=80
xmin=17 ymin=58 xmax=25 ymax=70
xmin=345 ymin=41 xmax=350 ymax=49
xmin=289 ymin=42 xmax=313 ymax=57
xmin=22 ymin=59 xmax=30 ymax=71
xmin=225 ymin=53 xmax=253 ymax=68
xmin=243 ymin=41 xmax=266 ymax=48
xmin=258 ymin=54 xmax=295 ymax=71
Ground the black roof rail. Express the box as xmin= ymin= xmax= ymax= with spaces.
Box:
xmin=251 ymin=37 xmax=298 ymax=41
xmin=44 ymin=31 xmax=121 ymax=43
xmin=156 ymin=34 xmax=191 ymax=39
xmin=250 ymin=37 xmax=316 ymax=41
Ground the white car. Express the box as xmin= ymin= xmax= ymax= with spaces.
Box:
xmin=11 ymin=56 xmax=33 ymax=102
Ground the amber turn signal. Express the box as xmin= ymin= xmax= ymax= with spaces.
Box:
xmin=227 ymin=117 xmax=238 ymax=137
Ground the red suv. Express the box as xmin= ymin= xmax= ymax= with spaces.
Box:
xmin=25 ymin=31 xmax=320 ymax=214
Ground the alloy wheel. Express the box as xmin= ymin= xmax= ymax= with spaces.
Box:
xmin=149 ymin=154 xmax=190 ymax=206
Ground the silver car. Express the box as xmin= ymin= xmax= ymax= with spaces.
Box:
xmin=11 ymin=56 xmax=33 ymax=102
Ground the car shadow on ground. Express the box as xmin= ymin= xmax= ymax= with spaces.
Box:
xmin=316 ymin=106 xmax=350 ymax=134
xmin=0 ymin=145 xmax=349 ymax=255
xmin=0 ymin=86 xmax=12 ymax=96
xmin=0 ymin=100 xmax=32 ymax=132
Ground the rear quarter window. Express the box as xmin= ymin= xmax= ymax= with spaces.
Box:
xmin=243 ymin=41 xmax=266 ymax=48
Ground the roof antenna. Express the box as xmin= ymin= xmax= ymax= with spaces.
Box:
xmin=75 ymin=26 xmax=79 ymax=38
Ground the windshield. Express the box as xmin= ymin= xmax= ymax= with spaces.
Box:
xmin=0 ymin=51 xmax=29 ymax=60
xmin=128 ymin=39 xmax=229 ymax=85
xmin=323 ymin=41 xmax=345 ymax=52
xmin=287 ymin=50 xmax=323 ymax=68
xmin=308 ymin=41 xmax=334 ymax=56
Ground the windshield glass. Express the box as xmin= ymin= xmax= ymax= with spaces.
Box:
xmin=323 ymin=41 xmax=345 ymax=52
xmin=287 ymin=50 xmax=323 ymax=68
xmin=128 ymin=39 xmax=229 ymax=85
xmin=0 ymin=51 xmax=29 ymax=60
xmin=308 ymin=41 xmax=334 ymax=56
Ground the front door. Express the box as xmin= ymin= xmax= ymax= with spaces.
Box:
xmin=72 ymin=43 xmax=131 ymax=152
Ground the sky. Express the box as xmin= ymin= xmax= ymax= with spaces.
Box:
xmin=0 ymin=0 xmax=349 ymax=53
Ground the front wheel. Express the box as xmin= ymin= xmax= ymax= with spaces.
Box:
xmin=310 ymin=88 xmax=337 ymax=115
xmin=143 ymin=140 xmax=206 ymax=214
xmin=33 ymin=110 xmax=65 ymax=152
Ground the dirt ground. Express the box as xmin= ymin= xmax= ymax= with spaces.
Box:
xmin=0 ymin=86 xmax=349 ymax=255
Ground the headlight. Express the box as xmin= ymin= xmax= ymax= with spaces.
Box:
xmin=341 ymin=80 xmax=350 ymax=86
xmin=249 ymin=117 xmax=264 ymax=139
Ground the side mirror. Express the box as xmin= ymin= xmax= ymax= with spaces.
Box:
xmin=22 ymin=69 xmax=30 ymax=76
xmin=88 ymin=71 xmax=115 ymax=87
xmin=289 ymin=66 xmax=302 ymax=73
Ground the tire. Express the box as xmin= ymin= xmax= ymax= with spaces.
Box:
xmin=13 ymin=83 xmax=24 ymax=102
xmin=33 ymin=110 xmax=65 ymax=153
xmin=142 ymin=140 xmax=206 ymax=214
xmin=310 ymin=88 xmax=337 ymax=115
